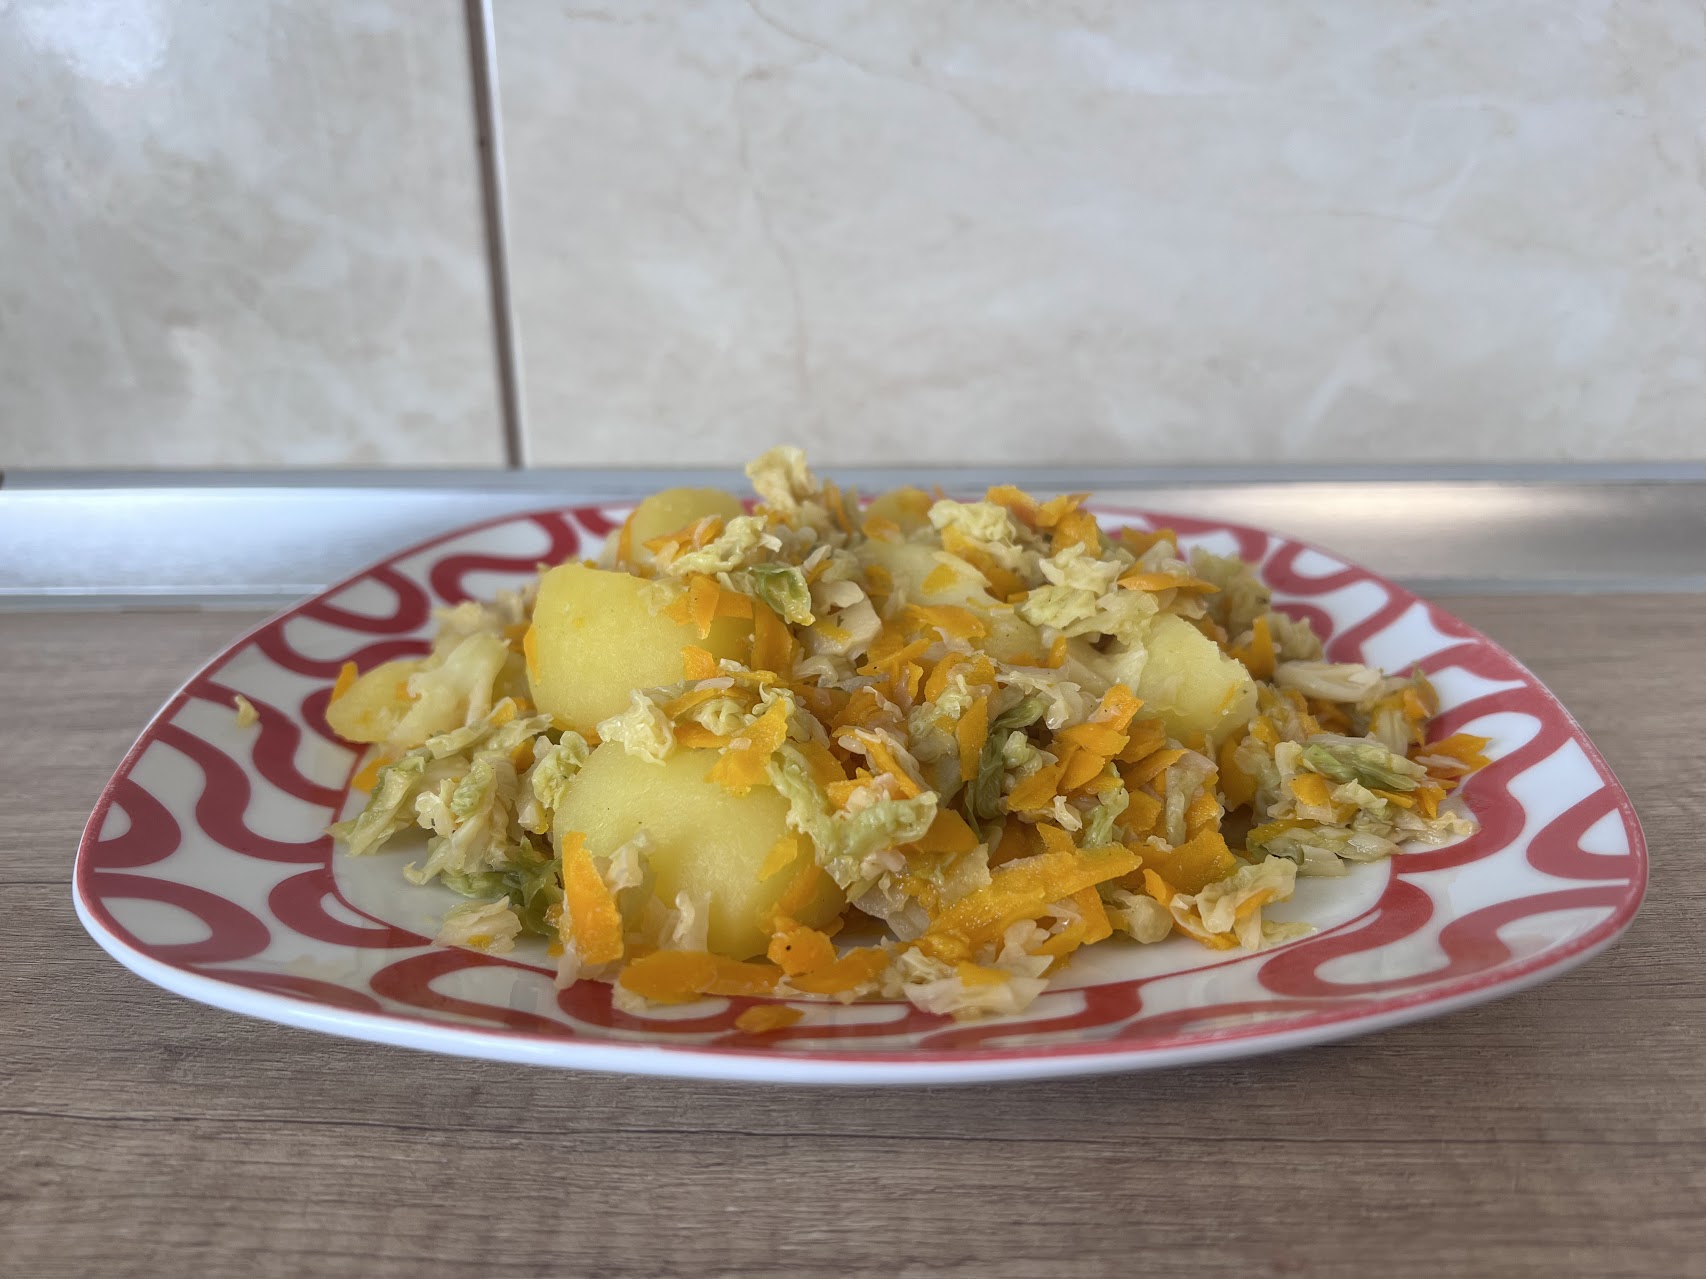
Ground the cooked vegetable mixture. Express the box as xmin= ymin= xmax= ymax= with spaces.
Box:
xmin=327 ymin=449 xmax=1488 ymax=1021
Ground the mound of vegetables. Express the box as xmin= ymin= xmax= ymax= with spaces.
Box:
xmin=326 ymin=448 xmax=1487 ymax=1023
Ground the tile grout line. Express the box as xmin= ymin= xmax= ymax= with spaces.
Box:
xmin=463 ymin=0 xmax=529 ymax=470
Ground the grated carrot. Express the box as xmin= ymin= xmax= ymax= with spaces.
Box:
xmin=907 ymin=603 xmax=988 ymax=641
xmin=797 ymin=737 xmax=848 ymax=786
xmin=560 ymin=831 xmax=624 ymax=966
xmin=1289 ymin=773 xmax=1333 ymax=809
xmin=1051 ymin=508 xmax=1102 ymax=553
xmin=1217 ymin=732 xmax=1256 ymax=810
xmin=911 ymin=808 xmax=980 ymax=855
xmin=786 ymin=947 xmax=889 ymax=996
xmin=825 ymin=774 xmax=870 ymax=810
xmin=1072 ymin=885 xmax=1113 ymax=943
xmin=862 ymin=735 xmax=923 ymax=798
xmin=1233 ymin=615 xmax=1276 ymax=680
xmin=1419 ymin=734 xmax=1493 ymax=770
xmin=768 ymin=924 xmax=838 ymax=976
xmin=617 ymin=950 xmax=780 ymax=1003
xmin=921 ymin=562 xmax=961 ymax=595
xmin=1060 ymin=744 xmax=1109 ymax=793
xmin=957 ymin=961 xmax=1010 ymax=988
xmin=1145 ymin=828 xmax=1238 ymax=895
xmin=673 ymin=724 xmax=729 ymax=750
xmin=1121 ymin=747 xmax=1186 ymax=790
xmin=956 ymin=695 xmax=989 ymax=783
xmin=759 ymin=834 xmax=800 ymax=881
xmin=734 ymin=1005 xmax=803 ymax=1035
xmin=351 ymin=752 xmax=389 ymax=792
xmin=984 ymin=483 xmax=1040 ymax=526
xmin=1059 ymin=720 xmax=1129 ymax=759
xmin=1007 ymin=760 xmax=1066 ymax=812
xmin=707 ymin=698 xmax=790 ymax=795
xmin=1118 ymin=571 xmax=1219 ymax=595
xmin=715 ymin=590 xmax=754 ymax=620
xmin=1417 ymin=784 xmax=1445 ymax=819
xmin=924 ymin=651 xmax=971 ymax=703
xmin=329 ymin=660 xmax=359 ymax=705
xmin=682 ymin=645 xmax=719 ymax=681
xmin=1184 ymin=788 xmax=1221 ymax=837
xmin=1116 ymin=526 xmax=1176 ymax=557
xmin=1123 ymin=789 xmax=1163 ymax=838
xmin=686 ymin=575 xmax=721 ymax=638
xmin=919 ymin=841 xmax=1141 ymax=958
xmin=771 ymin=860 xmax=824 ymax=925
xmin=1117 ymin=719 xmax=1169 ymax=763
xmin=751 ymin=601 xmax=794 ymax=675
xmin=1034 ymin=492 xmax=1087 ymax=528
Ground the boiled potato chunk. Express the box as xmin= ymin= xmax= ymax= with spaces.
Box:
xmin=555 ymin=744 xmax=843 ymax=959
xmin=325 ymin=659 xmax=422 ymax=743
xmin=528 ymin=563 xmax=750 ymax=733
xmin=857 ymin=539 xmax=1042 ymax=662
xmin=1134 ymin=614 xmax=1257 ymax=746
xmin=619 ymin=487 xmax=744 ymax=568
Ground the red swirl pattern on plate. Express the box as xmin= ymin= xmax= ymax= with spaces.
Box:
xmin=74 ymin=502 xmax=1647 ymax=1080
xmin=427 ymin=513 xmax=581 ymax=605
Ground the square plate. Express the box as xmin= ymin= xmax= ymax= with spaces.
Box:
xmin=74 ymin=502 xmax=1646 ymax=1083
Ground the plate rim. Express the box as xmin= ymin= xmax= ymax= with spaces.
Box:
xmin=73 ymin=500 xmax=1650 ymax=1084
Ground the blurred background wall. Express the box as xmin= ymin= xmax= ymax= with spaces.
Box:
xmin=4 ymin=0 xmax=1703 ymax=470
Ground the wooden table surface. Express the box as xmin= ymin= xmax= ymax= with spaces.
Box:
xmin=4 ymin=598 xmax=1702 ymax=1279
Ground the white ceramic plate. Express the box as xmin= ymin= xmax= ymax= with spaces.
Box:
xmin=75 ymin=503 xmax=1646 ymax=1084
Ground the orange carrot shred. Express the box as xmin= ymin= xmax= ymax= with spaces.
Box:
xmin=734 ymin=1005 xmax=803 ymax=1035
xmin=329 ymin=660 xmax=358 ymax=705
xmin=1008 ymin=760 xmax=1066 ymax=812
xmin=617 ymin=951 xmax=780 ymax=1003
xmin=956 ymin=695 xmax=989 ymax=783
xmin=767 ymin=925 xmax=838 ymax=976
xmin=911 ymin=808 xmax=980 ymax=855
xmin=560 ymin=831 xmax=624 ymax=966
xmin=673 ymin=723 xmax=729 ymax=750
xmin=685 ymin=575 xmax=720 ymax=639
xmin=1289 ymin=773 xmax=1333 ymax=809
xmin=707 ymin=698 xmax=790 ymax=795
xmin=1060 ymin=745 xmax=1108 ymax=793
xmin=751 ymin=601 xmax=794 ymax=676
xmin=759 ymin=834 xmax=800 ymax=881
xmin=1121 ymin=747 xmax=1185 ymax=790
xmin=351 ymin=752 xmax=389 ymax=792
xmin=682 ymin=645 xmax=719 ymax=680
xmin=787 ymin=948 xmax=889 ymax=996
xmin=771 ymin=860 xmax=824 ymax=925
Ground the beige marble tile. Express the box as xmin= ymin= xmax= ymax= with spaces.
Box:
xmin=0 ymin=0 xmax=504 ymax=468
xmin=497 ymin=1 xmax=1706 ymax=466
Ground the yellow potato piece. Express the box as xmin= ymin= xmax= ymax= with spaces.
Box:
xmin=528 ymin=563 xmax=749 ymax=733
xmin=554 ymin=744 xmax=843 ymax=959
xmin=324 ymin=659 xmax=421 ymax=744
xmin=621 ymin=487 xmax=745 ymax=568
xmin=858 ymin=539 xmax=1041 ymax=662
xmin=1134 ymin=614 xmax=1257 ymax=746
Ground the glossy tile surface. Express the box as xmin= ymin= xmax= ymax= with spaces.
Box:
xmin=1 ymin=0 xmax=504 ymax=467
xmin=496 ymin=2 xmax=1706 ymax=466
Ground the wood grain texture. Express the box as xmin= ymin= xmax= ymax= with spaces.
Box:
xmin=2 ymin=600 xmax=1702 ymax=1279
